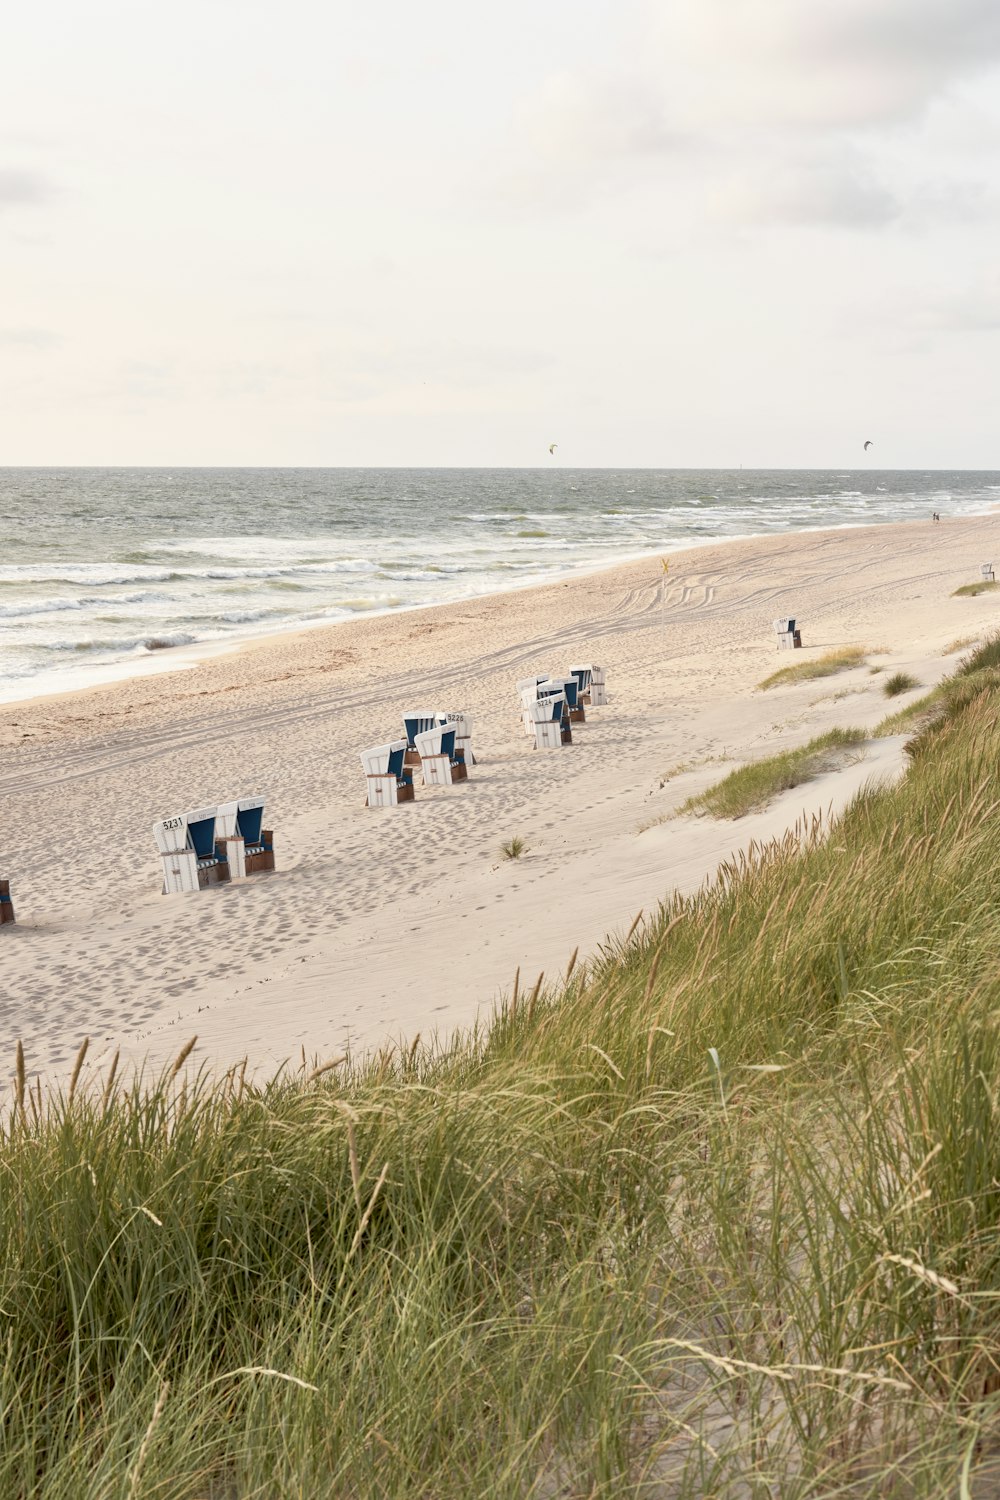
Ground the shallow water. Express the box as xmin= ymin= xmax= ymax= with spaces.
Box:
xmin=0 ymin=466 xmax=995 ymax=701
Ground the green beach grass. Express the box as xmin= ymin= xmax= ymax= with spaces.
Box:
xmin=3 ymin=645 xmax=1000 ymax=1495
xmin=680 ymin=726 xmax=867 ymax=818
xmin=757 ymin=644 xmax=867 ymax=690
xmin=952 ymin=580 xmax=999 ymax=597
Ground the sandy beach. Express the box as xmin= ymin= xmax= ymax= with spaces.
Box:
xmin=1 ymin=513 xmax=997 ymax=1089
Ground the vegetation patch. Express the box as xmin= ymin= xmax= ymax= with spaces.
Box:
xmin=758 ymin=645 xmax=867 ymax=690
xmin=882 ymin=670 xmax=920 ymax=698
xmin=943 ymin=634 xmax=979 ymax=654
xmin=952 ymin=579 xmax=999 ymax=597
xmin=500 ymin=835 xmax=527 ymax=860
xmin=680 ymin=726 xmax=867 ymax=819
xmin=4 ymin=643 xmax=1000 ymax=1494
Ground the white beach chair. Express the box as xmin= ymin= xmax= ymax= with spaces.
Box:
xmin=360 ymin=741 xmax=415 ymax=807
xmin=152 ymin=807 xmax=230 ymax=894
xmin=555 ymin=675 xmax=585 ymax=723
xmin=589 ymin=664 xmax=608 ymax=706
xmin=528 ymin=694 xmax=571 ymax=749
xmin=414 ymin=725 xmax=468 ymax=786
xmin=982 ymin=563 xmax=995 ymax=582
xmin=772 ymin=618 xmax=802 ymax=651
xmin=0 ymin=879 xmax=14 ymax=926
xmin=215 ymin=798 xmax=275 ymax=878
xmin=402 ymin=712 xmax=439 ymax=767
xmin=518 ymin=680 xmax=545 ymax=736
xmin=437 ymin=711 xmax=475 ymax=767
xmin=568 ymin=664 xmax=593 ymax=705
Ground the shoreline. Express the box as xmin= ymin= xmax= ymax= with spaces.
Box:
xmin=0 ymin=508 xmax=993 ymax=721
xmin=1 ymin=512 xmax=998 ymax=1089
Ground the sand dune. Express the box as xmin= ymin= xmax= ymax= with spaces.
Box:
xmin=1 ymin=514 xmax=997 ymax=1089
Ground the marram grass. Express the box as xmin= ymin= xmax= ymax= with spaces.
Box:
xmin=4 ymin=651 xmax=1000 ymax=1495
xmin=757 ymin=644 xmax=868 ymax=690
xmin=680 ymin=725 xmax=867 ymax=818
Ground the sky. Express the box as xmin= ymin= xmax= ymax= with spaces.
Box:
xmin=2 ymin=0 xmax=999 ymax=468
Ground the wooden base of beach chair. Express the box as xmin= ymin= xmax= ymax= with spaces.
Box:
xmin=455 ymin=736 xmax=475 ymax=766
xmin=404 ymin=748 xmax=421 ymax=769
xmin=245 ymin=832 xmax=276 ymax=874
xmin=568 ymin=706 xmax=586 ymax=724
xmin=777 ymin=631 xmax=802 ymax=650
xmin=0 ymin=880 xmax=14 ymax=925
xmin=197 ymin=860 xmax=230 ymax=890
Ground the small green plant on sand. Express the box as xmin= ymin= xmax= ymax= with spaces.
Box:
xmin=943 ymin=634 xmax=978 ymax=654
xmin=883 ymin=671 xmax=919 ymax=698
xmin=758 ymin=646 xmax=867 ymax=691
xmin=952 ymin=579 xmax=999 ymax=597
xmin=681 ymin=726 xmax=867 ymax=819
xmin=500 ymin=835 xmax=526 ymax=860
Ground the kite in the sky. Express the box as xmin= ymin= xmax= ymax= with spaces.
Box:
xmin=549 ymin=443 xmax=557 ymax=455
xmin=864 ymin=439 xmax=873 ymax=451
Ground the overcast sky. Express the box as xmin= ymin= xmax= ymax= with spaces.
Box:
xmin=2 ymin=0 xmax=999 ymax=467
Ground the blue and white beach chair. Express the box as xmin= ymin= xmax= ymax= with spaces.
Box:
xmin=361 ymin=741 xmax=415 ymax=807
xmin=568 ymin=664 xmax=593 ymax=705
xmin=152 ymin=806 xmax=230 ymax=894
xmin=216 ymin=798 xmax=275 ymax=878
xmin=437 ymin=711 xmax=475 ymax=767
xmin=982 ymin=563 xmax=995 ymax=582
xmin=402 ymin=711 xmax=440 ymax=769
xmin=0 ymin=879 xmax=14 ymax=926
xmin=527 ymin=694 xmax=571 ymax=749
xmin=414 ymin=725 xmax=467 ymax=786
xmin=772 ymin=618 xmax=802 ymax=651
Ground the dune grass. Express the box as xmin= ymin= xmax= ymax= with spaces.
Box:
xmin=4 ymin=650 xmax=1000 ymax=1494
xmin=680 ymin=726 xmax=867 ymax=819
xmin=883 ymin=670 xmax=920 ymax=698
xmin=758 ymin=645 xmax=867 ymax=690
xmin=952 ymin=579 xmax=999 ymax=597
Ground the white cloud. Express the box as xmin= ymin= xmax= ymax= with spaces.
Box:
xmin=0 ymin=168 xmax=49 ymax=206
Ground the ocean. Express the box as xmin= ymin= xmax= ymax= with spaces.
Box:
xmin=1 ymin=467 xmax=997 ymax=704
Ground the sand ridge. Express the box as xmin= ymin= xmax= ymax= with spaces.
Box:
xmin=0 ymin=514 xmax=997 ymax=1088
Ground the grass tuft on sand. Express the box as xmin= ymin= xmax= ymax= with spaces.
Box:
xmin=4 ymin=642 xmax=1000 ymax=1495
xmin=952 ymin=579 xmax=999 ymax=597
xmin=758 ymin=645 xmax=867 ymax=690
xmin=680 ymin=727 xmax=867 ymax=819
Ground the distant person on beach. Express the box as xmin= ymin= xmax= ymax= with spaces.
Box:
xmin=932 ymin=511 xmax=940 ymax=522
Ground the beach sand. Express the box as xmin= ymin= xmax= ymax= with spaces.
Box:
xmin=1 ymin=514 xmax=997 ymax=1089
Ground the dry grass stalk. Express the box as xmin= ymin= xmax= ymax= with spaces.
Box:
xmin=565 ymin=946 xmax=579 ymax=984
xmin=126 ymin=1380 xmax=170 ymax=1500
xmin=625 ymin=909 xmax=644 ymax=944
xmin=170 ymin=1036 xmax=198 ymax=1079
xmin=101 ymin=1049 xmax=120 ymax=1110
xmin=67 ymin=1037 xmax=89 ymax=1105
xmin=15 ymin=1041 xmax=25 ymax=1123
xmin=307 ymin=1055 xmax=346 ymax=1084
xmin=527 ymin=972 xmax=544 ymax=1024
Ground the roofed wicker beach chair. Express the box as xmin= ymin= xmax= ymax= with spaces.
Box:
xmin=0 ymin=879 xmax=14 ymax=926
xmin=552 ymin=675 xmax=585 ymax=723
xmin=568 ymin=664 xmax=593 ymax=705
xmin=360 ymin=741 xmax=415 ymax=807
xmin=518 ymin=679 xmax=548 ymax=736
xmin=527 ymin=693 xmax=572 ymax=749
xmin=402 ymin=712 xmax=440 ymax=767
xmin=982 ymin=563 xmax=995 ymax=582
xmin=152 ymin=807 xmax=231 ymax=894
xmin=414 ymin=724 xmax=468 ymax=786
xmin=438 ymin=711 xmax=475 ymax=766
xmin=216 ymin=798 xmax=275 ymax=878
xmin=772 ymin=617 xmax=802 ymax=651
xmin=588 ymin=664 xmax=608 ymax=705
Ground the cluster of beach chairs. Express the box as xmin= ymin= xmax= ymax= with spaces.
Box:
xmin=517 ymin=664 xmax=607 ymax=749
xmin=152 ymin=799 xmax=275 ymax=895
xmin=360 ymin=712 xmax=474 ymax=807
xmin=2 ymin=673 xmax=613 ymax=916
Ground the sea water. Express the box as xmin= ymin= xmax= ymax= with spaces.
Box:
xmin=0 ymin=467 xmax=997 ymax=703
